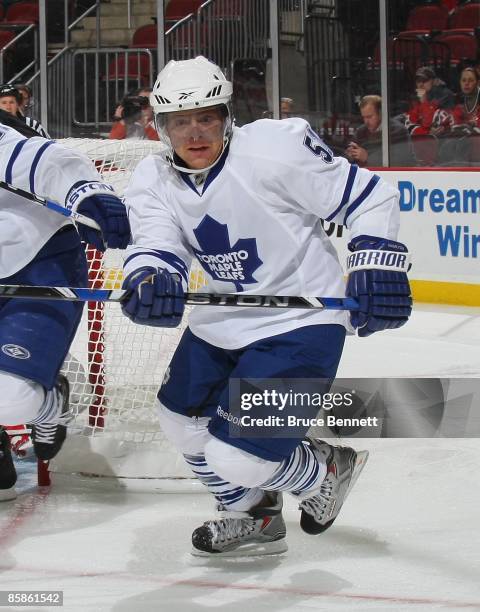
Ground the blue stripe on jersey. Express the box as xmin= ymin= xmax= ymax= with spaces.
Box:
xmin=343 ymin=174 xmax=380 ymax=227
xmin=29 ymin=141 xmax=54 ymax=193
xmin=203 ymin=146 xmax=229 ymax=191
xmin=153 ymin=249 xmax=189 ymax=281
xmin=178 ymin=146 xmax=229 ymax=195
xmin=124 ymin=250 xmax=189 ymax=284
xmin=179 ymin=172 xmax=198 ymax=195
xmin=325 ymin=164 xmax=358 ymax=222
xmin=5 ymin=138 xmax=28 ymax=184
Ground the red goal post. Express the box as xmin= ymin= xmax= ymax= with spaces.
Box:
xmin=47 ymin=139 xmax=205 ymax=491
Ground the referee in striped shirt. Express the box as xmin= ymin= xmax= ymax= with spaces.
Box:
xmin=0 ymin=84 xmax=49 ymax=138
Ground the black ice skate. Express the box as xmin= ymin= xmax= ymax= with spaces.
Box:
xmin=31 ymin=375 xmax=71 ymax=461
xmin=299 ymin=438 xmax=368 ymax=535
xmin=0 ymin=427 xmax=17 ymax=501
xmin=192 ymin=492 xmax=287 ymax=557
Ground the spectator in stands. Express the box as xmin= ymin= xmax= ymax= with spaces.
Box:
xmin=0 ymin=84 xmax=49 ymax=138
xmin=13 ymin=83 xmax=33 ymax=116
xmin=405 ymin=67 xmax=455 ymax=138
xmin=404 ymin=67 xmax=455 ymax=165
xmin=109 ymin=87 xmax=159 ymax=141
xmin=442 ymin=66 xmax=480 ymax=164
xmin=452 ymin=67 xmax=480 ymax=133
xmin=281 ymin=97 xmax=295 ymax=118
xmin=345 ymin=95 xmax=414 ymax=167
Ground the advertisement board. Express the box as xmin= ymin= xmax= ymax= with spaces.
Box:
xmin=325 ymin=168 xmax=480 ymax=305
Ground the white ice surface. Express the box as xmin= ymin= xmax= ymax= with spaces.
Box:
xmin=338 ymin=303 xmax=480 ymax=378
xmin=1 ymin=305 xmax=480 ymax=612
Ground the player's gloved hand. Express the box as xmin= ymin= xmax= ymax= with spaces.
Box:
xmin=346 ymin=235 xmax=412 ymax=337
xmin=76 ymin=193 xmax=130 ymax=251
xmin=121 ymin=267 xmax=184 ymax=327
xmin=66 ymin=181 xmax=130 ymax=251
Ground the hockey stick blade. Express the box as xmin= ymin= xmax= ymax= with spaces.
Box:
xmin=0 ymin=285 xmax=360 ymax=311
xmin=0 ymin=180 xmax=101 ymax=231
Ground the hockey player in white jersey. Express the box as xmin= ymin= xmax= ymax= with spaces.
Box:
xmin=121 ymin=57 xmax=412 ymax=555
xmin=0 ymin=120 xmax=130 ymax=501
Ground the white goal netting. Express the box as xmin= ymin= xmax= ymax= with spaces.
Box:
xmin=50 ymin=139 xmax=204 ymax=490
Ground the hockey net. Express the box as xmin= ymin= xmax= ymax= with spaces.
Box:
xmin=46 ymin=139 xmax=204 ymax=491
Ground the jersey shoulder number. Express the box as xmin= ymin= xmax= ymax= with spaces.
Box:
xmin=303 ymin=126 xmax=334 ymax=163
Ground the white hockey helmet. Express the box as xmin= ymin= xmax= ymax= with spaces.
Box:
xmin=151 ymin=56 xmax=234 ymax=173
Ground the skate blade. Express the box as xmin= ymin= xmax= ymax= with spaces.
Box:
xmin=345 ymin=450 xmax=369 ymax=502
xmin=191 ymin=539 xmax=288 ymax=558
xmin=0 ymin=486 xmax=17 ymax=502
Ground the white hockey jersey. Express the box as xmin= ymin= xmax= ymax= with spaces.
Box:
xmin=124 ymin=118 xmax=401 ymax=349
xmin=0 ymin=125 xmax=106 ymax=278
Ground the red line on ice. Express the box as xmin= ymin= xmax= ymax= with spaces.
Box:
xmin=0 ymin=565 xmax=478 ymax=608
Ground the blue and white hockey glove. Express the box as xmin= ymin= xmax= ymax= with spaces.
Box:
xmin=346 ymin=235 xmax=412 ymax=337
xmin=121 ymin=267 xmax=185 ymax=327
xmin=67 ymin=181 xmax=130 ymax=251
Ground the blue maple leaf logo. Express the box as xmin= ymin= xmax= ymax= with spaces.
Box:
xmin=192 ymin=215 xmax=263 ymax=292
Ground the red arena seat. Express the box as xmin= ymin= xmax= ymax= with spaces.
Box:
xmin=405 ymin=4 xmax=449 ymax=31
xmin=106 ymin=54 xmax=152 ymax=86
xmin=0 ymin=30 xmax=15 ymax=49
xmin=449 ymin=3 xmax=480 ymax=29
xmin=435 ymin=30 xmax=478 ymax=65
xmin=131 ymin=24 xmax=157 ymax=49
xmin=165 ymin=0 xmax=203 ymax=22
xmin=4 ymin=1 xmax=39 ymax=24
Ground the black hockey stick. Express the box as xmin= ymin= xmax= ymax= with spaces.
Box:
xmin=0 ymin=180 xmax=102 ymax=230
xmin=0 ymin=284 xmax=359 ymax=310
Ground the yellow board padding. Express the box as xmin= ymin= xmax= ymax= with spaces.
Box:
xmin=102 ymin=268 xmax=207 ymax=291
xmin=189 ymin=268 xmax=207 ymax=291
xmin=104 ymin=268 xmax=122 ymax=289
xmin=411 ymin=280 xmax=480 ymax=306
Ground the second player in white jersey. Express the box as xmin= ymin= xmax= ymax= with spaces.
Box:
xmin=0 ymin=124 xmax=116 ymax=278
xmin=0 ymin=122 xmax=130 ymax=500
xmin=121 ymin=56 xmax=412 ymax=557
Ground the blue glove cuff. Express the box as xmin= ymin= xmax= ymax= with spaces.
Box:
xmin=348 ymin=235 xmax=408 ymax=253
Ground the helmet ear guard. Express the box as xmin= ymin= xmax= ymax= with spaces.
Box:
xmin=151 ymin=56 xmax=234 ymax=174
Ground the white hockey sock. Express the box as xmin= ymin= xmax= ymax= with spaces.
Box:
xmin=184 ymin=453 xmax=264 ymax=511
xmin=262 ymin=441 xmax=327 ymax=496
